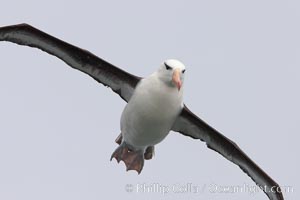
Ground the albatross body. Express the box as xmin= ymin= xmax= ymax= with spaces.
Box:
xmin=0 ymin=24 xmax=284 ymax=200
xmin=112 ymin=60 xmax=185 ymax=172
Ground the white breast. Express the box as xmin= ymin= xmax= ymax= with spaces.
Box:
xmin=121 ymin=74 xmax=183 ymax=150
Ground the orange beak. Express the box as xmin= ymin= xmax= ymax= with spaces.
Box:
xmin=172 ymin=68 xmax=182 ymax=91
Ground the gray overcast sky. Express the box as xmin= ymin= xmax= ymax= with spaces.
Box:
xmin=0 ymin=1 xmax=299 ymax=199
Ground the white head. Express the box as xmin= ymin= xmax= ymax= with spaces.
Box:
xmin=156 ymin=59 xmax=186 ymax=91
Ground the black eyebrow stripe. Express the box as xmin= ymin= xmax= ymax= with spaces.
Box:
xmin=164 ymin=62 xmax=172 ymax=69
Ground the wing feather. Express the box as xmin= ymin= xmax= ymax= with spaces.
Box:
xmin=0 ymin=23 xmax=140 ymax=102
xmin=172 ymin=105 xmax=284 ymax=200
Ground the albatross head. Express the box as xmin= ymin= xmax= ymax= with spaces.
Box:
xmin=157 ymin=59 xmax=186 ymax=91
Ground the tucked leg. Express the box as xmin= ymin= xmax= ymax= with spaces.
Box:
xmin=115 ymin=133 xmax=122 ymax=145
xmin=144 ymin=146 xmax=155 ymax=160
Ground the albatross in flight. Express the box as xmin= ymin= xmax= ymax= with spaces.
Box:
xmin=0 ymin=24 xmax=283 ymax=200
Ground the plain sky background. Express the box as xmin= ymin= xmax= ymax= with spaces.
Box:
xmin=0 ymin=1 xmax=299 ymax=199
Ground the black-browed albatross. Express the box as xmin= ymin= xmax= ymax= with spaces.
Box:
xmin=0 ymin=24 xmax=283 ymax=200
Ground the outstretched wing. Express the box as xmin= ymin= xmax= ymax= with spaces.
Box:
xmin=0 ymin=24 xmax=140 ymax=102
xmin=172 ymin=105 xmax=284 ymax=200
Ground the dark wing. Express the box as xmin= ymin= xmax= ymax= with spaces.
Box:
xmin=0 ymin=23 xmax=140 ymax=102
xmin=172 ymin=105 xmax=284 ymax=200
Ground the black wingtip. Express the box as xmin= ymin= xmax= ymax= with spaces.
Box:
xmin=0 ymin=23 xmax=30 ymax=32
xmin=0 ymin=23 xmax=32 ymax=41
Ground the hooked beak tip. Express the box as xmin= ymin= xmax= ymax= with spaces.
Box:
xmin=177 ymin=82 xmax=182 ymax=91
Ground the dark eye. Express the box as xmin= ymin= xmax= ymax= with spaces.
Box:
xmin=182 ymin=69 xmax=186 ymax=73
xmin=164 ymin=63 xmax=172 ymax=70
